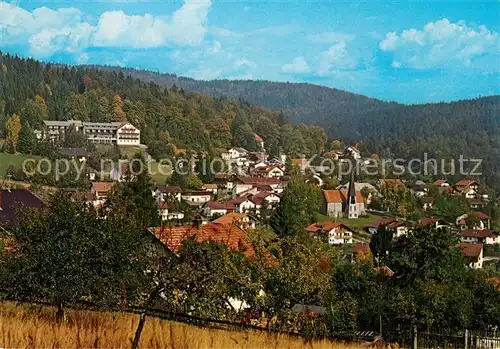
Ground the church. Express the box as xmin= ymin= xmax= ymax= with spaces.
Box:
xmin=320 ymin=174 xmax=366 ymax=219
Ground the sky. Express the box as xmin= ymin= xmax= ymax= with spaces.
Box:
xmin=0 ymin=0 xmax=498 ymax=103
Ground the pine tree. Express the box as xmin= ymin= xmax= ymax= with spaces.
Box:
xmin=17 ymin=121 xmax=36 ymax=154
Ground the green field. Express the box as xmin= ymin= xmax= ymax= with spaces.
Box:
xmin=0 ymin=152 xmax=42 ymax=178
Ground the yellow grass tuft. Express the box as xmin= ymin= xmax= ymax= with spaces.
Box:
xmin=0 ymin=302 xmax=364 ymax=348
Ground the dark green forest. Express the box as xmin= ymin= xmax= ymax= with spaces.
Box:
xmin=0 ymin=52 xmax=327 ymax=159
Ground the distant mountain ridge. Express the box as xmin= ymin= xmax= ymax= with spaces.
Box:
xmin=90 ymin=65 xmax=500 ymax=191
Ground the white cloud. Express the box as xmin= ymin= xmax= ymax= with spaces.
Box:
xmin=379 ymin=18 xmax=499 ymax=69
xmin=318 ymin=41 xmax=357 ymax=75
xmin=282 ymin=57 xmax=310 ymax=73
xmin=0 ymin=0 xmax=212 ymax=59
xmin=234 ymin=58 xmax=256 ymax=69
xmin=307 ymin=31 xmax=355 ymax=44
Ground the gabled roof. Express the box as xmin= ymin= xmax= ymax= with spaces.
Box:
xmin=91 ymin=181 xmax=115 ymax=193
xmin=460 ymin=242 xmax=483 ymax=261
xmin=156 ymin=185 xmax=182 ymax=193
xmin=205 ymin=201 xmax=235 ymax=210
xmin=0 ymin=189 xmax=43 ymax=225
xmin=433 ymin=179 xmax=449 ymax=186
xmin=305 ymin=221 xmax=353 ymax=233
xmin=468 ymin=211 xmax=489 ymax=219
xmin=417 ymin=217 xmax=447 ymax=227
xmin=323 ymin=190 xmax=363 ymax=204
xmin=213 ymin=212 xmax=251 ymax=225
xmin=456 ymin=179 xmax=478 ymax=187
xmin=249 ymin=191 xmax=276 ymax=205
xmin=460 ymin=229 xmax=495 ymax=239
xmin=148 ymin=223 xmax=255 ymax=257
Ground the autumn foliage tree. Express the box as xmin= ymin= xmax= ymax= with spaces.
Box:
xmin=5 ymin=113 xmax=21 ymax=152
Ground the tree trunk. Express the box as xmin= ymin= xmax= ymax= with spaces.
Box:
xmin=131 ymin=285 xmax=163 ymax=349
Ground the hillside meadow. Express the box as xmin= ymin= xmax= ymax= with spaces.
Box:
xmin=0 ymin=302 xmax=367 ymax=349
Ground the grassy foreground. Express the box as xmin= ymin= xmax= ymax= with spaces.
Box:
xmin=0 ymin=302 xmax=364 ymax=349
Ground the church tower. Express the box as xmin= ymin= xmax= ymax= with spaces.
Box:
xmin=345 ymin=171 xmax=358 ymax=219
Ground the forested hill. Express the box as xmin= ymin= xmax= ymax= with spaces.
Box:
xmin=94 ymin=66 xmax=500 ymax=189
xmin=0 ymin=53 xmax=328 ymax=159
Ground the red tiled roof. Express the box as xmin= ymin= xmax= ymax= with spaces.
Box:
xmin=418 ymin=217 xmax=445 ymax=227
xmin=460 ymin=243 xmax=483 ymax=261
xmin=206 ymin=201 xmax=235 ymax=210
xmin=323 ymin=190 xmax=364 ymax=203
xmin=213 ymin=212 xmax=249 ymax=225
xmin=149 ymin=223 xmax=255 ymax=257
xmin=305 ymin=221 xmax=353 ymax=233
xmin=254 ymin=134 xmax=263 ymax=142
xmin=469 ymin=211 xmax=489 ymax=219
xmin=92 ymin=181 xmax=115 ymax=192
xmin=250 ymin=191 xmax=274 ymax=205
xmin=460 ymin=229 xmax=495 ymax=238
xmin=456 ymin=179 xmax=478 ymax=188
xmin=183 ymin=191 xmax=213 ymax=196
xmin=156 ymin=185 xmax=182 ymax=193
xmin=434 ymin=179 xmax=448 ymax=185
xmin=157 ymin=201 xmax=169 ymax=210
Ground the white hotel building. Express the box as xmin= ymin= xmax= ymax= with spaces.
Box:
xmin=36 ymin=120 xmax=141 ymax=146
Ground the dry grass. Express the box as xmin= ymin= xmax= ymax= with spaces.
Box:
xmin=0 ymin=302 xmax=363 ymax=349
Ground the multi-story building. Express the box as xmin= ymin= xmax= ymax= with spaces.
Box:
xmin=35 ymin=120 xmax=141 ymax=146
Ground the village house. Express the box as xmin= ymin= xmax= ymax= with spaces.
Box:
xmin=232 ymin=176 xmax=281 ymax=197
xmin=90 ymin=181 xmax=115 ymax=201
xmin=202 ymin=201 xmax=236 ymax=217
xmin=213 ymin=212 xmax=257 ymax=230
xmin=157 ymin=201 xmax=169 ymax=221
xmin=364 ymin=217 xmax=411 ymax=238
xmin=459 ymin=230 xmax=500 ymax=245
xmin=417 ymin=217 xmax=449 ymax=230
xmin=420 ymin=196 xmax=435 ymax=210
xmin=201 ymin=183 xmax=218 ymax=195
xmin=456 ymin=211 xmax=491 ymax=230
xmin=251 ymin=165 xmax=285 ymax=178
xmin=460 ymin=243 xmax=484 ymax=269
xmin=455 ymin=179 xmax=479 ymax=192
xmin=148 ymin=222 xmax=255 ymax=258
xmin=433 ymin=179 xmax=451 ymax=187
xmin=181 ymin=191 xmax=213 ymax=205
xmin=0 ymin=189 xmax=44 ymax=228
xmin=60 ymin=147 xmax=90 ymax=162
xmin=154 ymin=185 xmax=182 ymax=202
xmin=343 ymin=145 xmax=361 ymax=160
xmin=254 ymin=134 xmax=265 ymax=150
xmin=109 ymin=163 xmax=130 ymax=182
xmin=321 ymin=176 xmax=365 ymax=219
xmin=228 ymin=147 xmax=248 ymax=160
xmin=306 ymin=221 xmax=355 ymax=245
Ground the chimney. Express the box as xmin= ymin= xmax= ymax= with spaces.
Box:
xmin=193 ymin=215 xmax=203 ymax=230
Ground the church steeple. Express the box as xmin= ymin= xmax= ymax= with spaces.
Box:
xmin=345 ymin=170 xmax=358 ymax=219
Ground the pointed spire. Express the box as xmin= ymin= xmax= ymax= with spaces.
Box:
xmin=347 ymin=170 xmax=356 ymax=202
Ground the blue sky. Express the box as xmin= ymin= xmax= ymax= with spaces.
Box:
xmin=0 ymin=0 xmax=498 ymax=103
